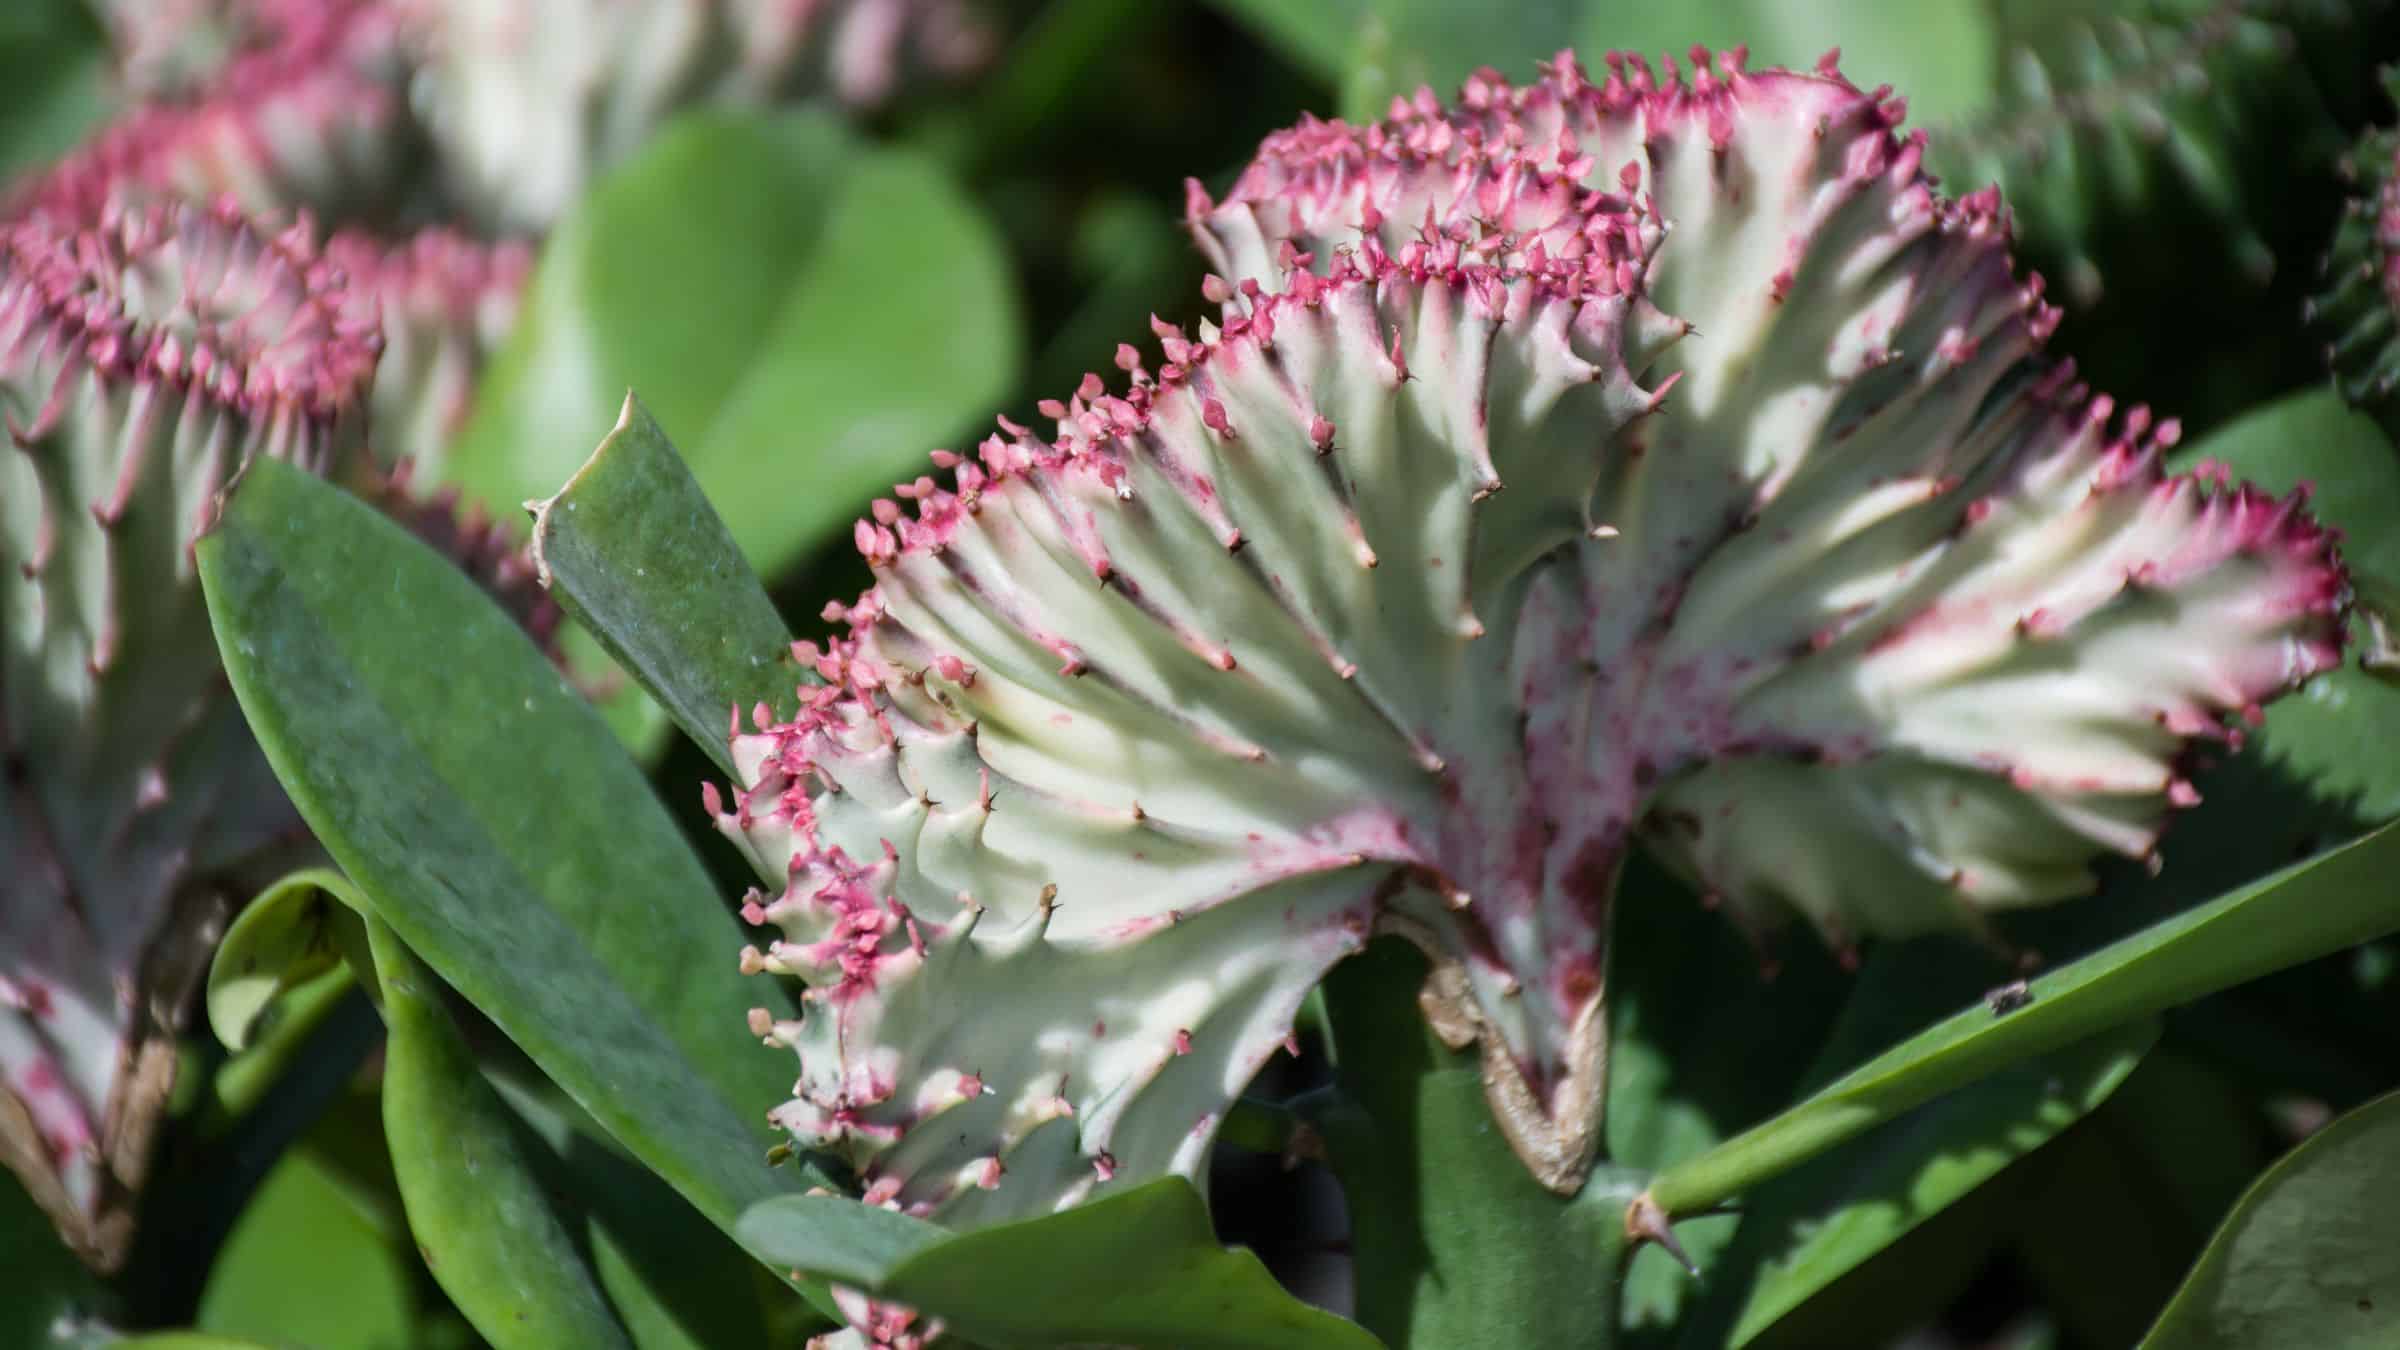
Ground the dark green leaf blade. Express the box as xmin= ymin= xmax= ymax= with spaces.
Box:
xmin=205 ymin=869 xmax=361 ymax=1053
xmin=888 ymin=1179 xmax=1379 ymax=1350
xmin=490 ymin=1072 xmax=789 ymax=1350
xmin=193 ymin=1142 xmax=416 ymax=1350
xmin=1604 ymin=857 xmax=1848 ymax=1330
xmin=2141 ymin=1088 xmax=2400 ymax=1348
xmin=197 ymin=459 xmax=801 ymax=1247
xmin=2001 ymin=1052 xmax=2272 ymax=1350
xmin=1313 ymin=941 xmax=1622 ymax=1348
xmin=369 ymin=917 xmax=635 ymax=1350
xmin=1719 ymin=958 xmax=2156 ymax=1344
xmin=735 ymin=1194 xmax=946 ymax=1292
xmin=738 ymin=1179 xmax=1383 ymax=1350
xmin=1648 ymin=816 xmax=2400 ymax=1219
xmin=530 ymin=395 xmax=798 ymax=774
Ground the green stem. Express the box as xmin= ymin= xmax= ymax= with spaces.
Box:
xmin=1646 ymin=817 xmax=2400 ymax=1218
xmin=1310 ymin=940 xmax=1633 ymax=1349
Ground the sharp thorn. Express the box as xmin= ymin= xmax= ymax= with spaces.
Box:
xmin=1625 ymin=1192 xmax=1700 ymax=1277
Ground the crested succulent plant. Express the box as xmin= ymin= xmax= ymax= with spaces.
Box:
xmin=89 ymin=0 xmax=339 ymax=100
xmin=721 ymin=44 xmax=2345 ymax=1277
xmin=29 ymin=0 xmax=990 ymax=484
xmin=14 ymin=4 xmax=527 ymax=478
xmin=53 ymin=0 xmax=996 ymax=241
xmin=810 ymin=1290 xmax=938 ymax=1350
xmin=23 ymin=0 xmax=417 ymax=229
xmin=88 ymin=0 xmax=252 ymax=98
xmin=2310 ymin=66 xmax=2400 ymax=423
xmin=0 ymin=197 xmax=378 ymax=1267
xmin=20 ymin=204 xmax=530 ymax=505
xmin=396 ymin=0 xmax=995 ymax=234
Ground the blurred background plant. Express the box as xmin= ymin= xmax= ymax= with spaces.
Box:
xmin=7 ymin=0 xmax=2400 ymax=1347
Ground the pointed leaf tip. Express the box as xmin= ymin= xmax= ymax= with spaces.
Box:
xmin=197 ymin=458 xmax=804 ymax=1268
xmin=526 ymin=400 xmax=797 ymax=776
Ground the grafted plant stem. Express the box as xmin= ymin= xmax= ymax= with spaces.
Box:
xmin=1309 ymin=940 xmax=1636 ymax=1347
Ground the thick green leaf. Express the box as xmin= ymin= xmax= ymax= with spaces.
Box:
xmin=1647 ymin=816 xmax=2400 ymax=1219
xmin=194 ymin=1145 xmax=415 ymax=1350
xmin=1716 ymin=947 xmax=2156 ymax=1345
xmin=529 ymin=396 xmax=799 ymax=775
xmin=109 ymin=1337 xmax=277 ymax=1349
xmin=739 ymin=1179 xmax=1380 ymax=1349
xmin=447 ymin=110 xmax=841 ymax=524
xmin=893 ymin=1179 xmax=1374 ymax=1350
xmin=370 ymin=917 xmax=635 ymax=1350
xmin=1604 ymin=858 xmax=1848 ymax=1330
xmin=736 ymin=1194 xmax=946 ymax=1291
xmin=2141 ymin=1088 xmax=2400 ymax=1348
xmin=206 ymin=869 xmax=365 ymax=1053
xmin=488 ymin=1072 xmax=790 ymax=1350
xmin=197 ymin=460 xmax=806 ymax=1254
xmin=2172 ymin=391 xmax=2400 ymax=821
xmin=1701 ymin=1155 xmax=2025 ymax=1350
xmin=449 ymin=109 xmax=1020 ymax=585
xmin=198 ymin=961 xmax=363 ymax=1140
xmin=1313 ymin=940 xmax=1627 ymax=1349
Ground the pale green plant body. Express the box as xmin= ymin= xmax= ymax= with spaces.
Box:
xmin=718 ymin=57 xmax=2344 ymax=1349
xmin=0 ymin=198 xmax=375 ymax=1267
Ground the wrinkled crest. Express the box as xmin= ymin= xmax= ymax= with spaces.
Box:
xmin=722 ymin=48 xmax=2345 ymax=1241
xmin=0 ymin=198 xmax=375 ymax=1266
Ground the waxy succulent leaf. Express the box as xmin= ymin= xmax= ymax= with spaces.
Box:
xmin=0 ymin=199 xmax=376 ymax=1266
xmin=359 ymin=459 xmax=563 ymax=656
xmin=724 ymin=50 xmax=2344 ymax=1252
xmin=398 ymin=0 xmax=994 ymax=234
xmin=22 ymin=4 xmax=531 ymax=479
